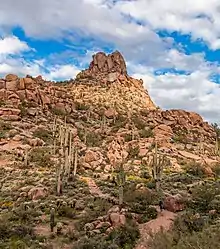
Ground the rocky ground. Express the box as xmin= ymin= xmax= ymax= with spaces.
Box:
xmin=0 ymin=51 xmax=220 ymax=249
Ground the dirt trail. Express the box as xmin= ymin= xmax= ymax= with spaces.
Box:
xmin=82 ymin=176 xmax=176 ymax=249
xmin=135 ymin=208 xmax=176 ymax=249
xmin=81 ymin=176 xmax=118 ymax=203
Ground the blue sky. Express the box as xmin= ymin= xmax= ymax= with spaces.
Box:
xmin=1 ymin=0 xmax=220 ymax=122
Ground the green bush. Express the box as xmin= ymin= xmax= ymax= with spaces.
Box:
xmin=107 ymin=221 xmax=140 ymax=249
xmin=128 ymin=146 xmax=139 ymax=159
xmin=139 ymin=129 xmax=153 ymax=138
xmin=51 ymin=107 xmax=66 ymax=116
xmin=29 ymin=148 xmax=53 ymax=167
xmin=184 ymin=162 xmax=206 ymax=178
xmin=149 ymin=223 xmax=220 ymax=249
xmin=132 ymin=116 xmax=146 ymax=130
xmin=33 ymin=128 xmax=53 ymax=143
xmin=124 ymin=134 xmax=133 ymax=142
xmin=187 ymin=182 xmax=220 ymax=213
xmin=86 ymin=132 xmax=102 ymax=147
xmin=0 ymin=121 xmax=12 ymax=138
xmin=75 ymin=102 xmax=89 ymax=111
xmin=124 ymin=185 xmax=158 ymax=213
xmin=137 ymin=206 xmax=158 ymax=223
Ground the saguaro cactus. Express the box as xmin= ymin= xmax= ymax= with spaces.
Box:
xmin=50 ymin=207 xmax=56 ymax=232
xmin=149 ymin=142 xmax=170 ymax=191
xmin=115 ymin=164 xmax=126 ymax=208
xmin=214 ymin=136 xmax=220 ymax=156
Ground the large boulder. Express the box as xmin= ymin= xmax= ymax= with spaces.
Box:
xmin=5 ymin=81 xmax=18 ymax=91
xmin=164 ymin=194 xmax=185 ymax=212
xmin=5 ymin=74 xmax=18 ymax=82
xmin=28 ymin=186 xmax=48 ymax=200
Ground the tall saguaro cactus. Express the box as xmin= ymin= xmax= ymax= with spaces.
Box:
xmin=54 ymin=118 xmax=79 ymax=195
xmin=149 ymin=142 xmax=170 ymax=191
xmin=115 ymin=164 xmax=126 ymax=208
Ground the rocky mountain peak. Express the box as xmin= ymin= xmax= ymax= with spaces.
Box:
xmin=89 ymin=50 xmax=127 ymax=75
xmin=76 ymin=51 xmax=128 ymax=81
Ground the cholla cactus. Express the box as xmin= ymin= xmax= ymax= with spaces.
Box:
xmin=149 ymin=142 xmax=170 ymax=191
xmin=115 ymin=164 xmax=126 ymax=207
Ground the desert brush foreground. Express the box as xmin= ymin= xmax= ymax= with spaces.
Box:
xmin=0 ymin=51 xmax=220 ymax=249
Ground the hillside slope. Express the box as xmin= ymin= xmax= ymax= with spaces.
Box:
xmin=0 ymin=51 xmax=220 ymax=249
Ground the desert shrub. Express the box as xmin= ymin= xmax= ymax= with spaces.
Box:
xmin=124 ymin=134 xmax=133 ymax=142
xmin=18 ymin=103 xmax=28 ymax=117
xmin=0 ymin=121 xmax=12 ymax=131
xmin=75 ymin=102 xmax=89 ymax=111
xmin=0 ymin=131 xmax=5 ymax=139
xmin=132 ymin=116 xmax=146 ymax=130
xmin=57 ymin=206 xmax=75 ymax=219
xmin=213 ymin=164 xmax=220 ymax=177
xmin=124 ymin=185 xmax=158 ymax=213
xmin=110 ymin=115 xmax=127 ymax=131
xmin=137 ymin=206 xmax=158 ymax=223
xmin=29 ymin=148 xmax=53 ymax=167
xmin=0 ymin=121 xmax=12 ymax=139
xmin=9 ymin=208 xmax=40 ymax=223
xmin=172 ymin=131 xmax=188 ymax=144
xmin=33 ymin=128 xmax=53 ymax=143
xmin=73 ymin=235 xmax=115 ymax=249
xmin=0 ymin=216 xmax=34 ymax=244
xmin=78 ymin=128 xmax=102 ymax=147
xmin=146 ymin=181 xmax=156 ymax=189
xmin=140 ymin=171 xmax=151 ymax=180
xmin=107 ymin=220 xmax=140 ymax=249
xmin=149 ymin=222 xmax=220 ymax=249
xmin=139 ymin=128 xmax=153 ymax=138
xmin=127 ymin=146 xmax=139 ymax=159
xmin=86 ymin=132 xmax=102 ymax=147
xmin=0 ymin=220 xmax=11 ymax=239
xmin=0 ymin=100 xmax=5 ymax=107
xmin=50 ymin=107 xmax=66 ymax=116
xmin=75 ymin=198 xmax=113 ymax=232
xmin=187 ymin=181 xmax=220 ymax=213
xmin=184 ymin=162 xmax=206 ymax=178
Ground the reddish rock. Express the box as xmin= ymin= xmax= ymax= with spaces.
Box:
xmin=5 ymin=74 xmax=18 ymax=81
xmin=25 ymin=90 xmax=38 ymax=102
xmin=107 ymin=72 xmax=120 ymax=82
xmin=164 ymin=194 xmax=185 ymax=212
xmin=38 ymin=90 xmax=51 ymax=105
xmin=8 ymin=93 xmax=20 ymax=100
xmin=27 ymin=138 xmax=44 ymax=147
xmin=77 ymin=50 xmax=127 ymax=79
xmin=188 ymin=112 xmax=203 ymax=125
xmin=109 ymin=212 xmax=126 ymax=227
xmin=5 ymin=80 xmax=18 ymax=91
xmin=16 ymin=90 xmax=26 ymax=100
xmin=0 ymin=80 xmax=5 ymax=89
xmin=0 ymin=115 xmax=20 ymax=121
xmin=54 ymin=102 xmax=66 ymax=113
xmin=28 ymin=187 xmax=48 ymax=200
xmin=24 ymin=77 xmax=35 ymax=90
xmin=104 ymin=108 xmax=118 ymax=118
xmin=18 ymin=78 xmax=25 ymax=90
xmin=0 ymin=89 xmax=6 ymax=100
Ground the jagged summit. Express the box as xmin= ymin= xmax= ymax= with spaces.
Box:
xmin=76 ymin=51 xmax=127 ymax=80
xmin=88 ymin=50 xmax=127 ymax=75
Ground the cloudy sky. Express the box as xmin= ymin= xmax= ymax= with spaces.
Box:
xmin=1 ymin=0 xmax=220 ymax=123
